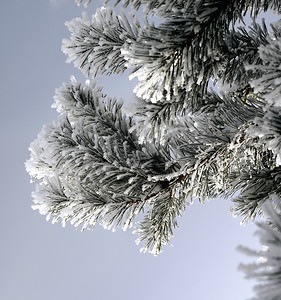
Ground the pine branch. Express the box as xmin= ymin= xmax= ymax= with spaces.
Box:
xmin=28 ymin=0 xmax=281 ymax=256
xmin=131 ymin=90 xmax=260 ymax=147
xmin=135 ymin=188 xmax=186 ymax=256
xmin=219 ymin=19 xmax=269 ymax=90
xmin=246 ymin=20 xmax=281 ymax=107
xmin=238 ymin=199 xmax=281 ymax=300
xmin=246 ymin=107 xmax=281 ymax=166
xmin=32 ymin=175 xmax=144 ymax=231
xmin=62 ymin=8 xmax=139 ymax=77
xmin=122 ymin=0 xmax=280 ymax=105
xmin=26 ymin=79 xmax=186 ymax=250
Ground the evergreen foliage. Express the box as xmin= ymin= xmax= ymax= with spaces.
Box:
xmin=27 ymin=1 xmax=281 ymax=290
xmin=238 ymin=198 xmax=281 ymax=300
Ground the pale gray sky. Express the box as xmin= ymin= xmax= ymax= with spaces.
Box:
xmin=0 ymin=1 xmax=270 ymax=299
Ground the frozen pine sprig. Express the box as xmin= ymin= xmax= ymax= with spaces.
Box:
xmin=68 ymin=0 xmax=280 ymax=108
xmin=219 ymin=19 xmax=269 ymax=91
xmin=246 ymin=20 xmax=281 ymax=107
xmin=120 ymin=0 xmax=280 ymax=105
xmin=27 ymin=79 xmax=187 ymax=252
xmin=135 ymin=191 xmax=185 ymax=256
xmin=62 ymin=7 xmax=139 ymax=77
xmin=121 ymin=1 xmax=226 ymax=105
xmin=230 ymin=168 xmax=281 ymax=224
xmin=32 ymin=175 xmax=144 ymax=231
xmin=238 ymin=198 xmax=281 ymax=300
xmin=246 ymin=107 xmax=281 ymax=166
xmin=131 ymin=89 xmax=259 ymax=151
xmin=27 ymin=0 xmax=281 ymax=260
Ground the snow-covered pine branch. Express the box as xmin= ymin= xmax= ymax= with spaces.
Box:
xmin=26 ymin=79 xmax=186 ymax=254
xmin=219 ymin=19 xmax=269 ymax=91
xmin=62 ymin=7 xmax=140 ymax=77
xmin=246 ymin=19 xmax=281 ymax=107
xmin=238 ymin=198 xmax=281 ymax=300
xmin=27 ymin=0 xmax=281 ymax=259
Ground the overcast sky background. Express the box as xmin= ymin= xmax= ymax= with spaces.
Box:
xmin=1 ymin=1 xmax=278 ymax=300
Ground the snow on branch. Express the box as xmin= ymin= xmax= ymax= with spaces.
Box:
xmin=135 ymin=191 xmax=186 ymax=256
xmin=27 ymin=0 xmax=281 ymax=256
xmin=26 ymin=79 xmax=187 ymax=251
xmin=246 ymin=20 xmax=281 ymax=107
xmin=238 ymin=198 xmax=281 ymax=300
xmin=219 ymin=19 xmax=269 ymax=91
xmin=62 ymin=7 xmax=139 ymax=77
xmin=120 ymin=0 xmax=280 ymax=105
